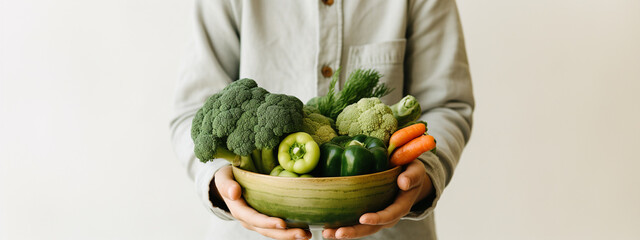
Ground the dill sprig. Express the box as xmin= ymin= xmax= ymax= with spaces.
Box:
xmin=314 ymin=68 xmax=394 ymax=120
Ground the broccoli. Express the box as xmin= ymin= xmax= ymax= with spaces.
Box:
xmin=191 ymin=79 xmax=266 ymax=160
xmin=336 ymin=97 xmax=398 ymax=144
xmin=191 ymin=79 xmax=303 ymax=172
xmin=302 ymin=105 xmax=338 ymax=145
xmin=254 ymin=93 xmax=304 ymax=150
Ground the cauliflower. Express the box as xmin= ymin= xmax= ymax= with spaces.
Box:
xmin=302 ymin=105 xmax=338 ymax=145
xmin=336 ymin=98 xmax=398 ymax=144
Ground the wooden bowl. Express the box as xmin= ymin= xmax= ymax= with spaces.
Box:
xmin=232 ymin=166 xmax=402 ymax=228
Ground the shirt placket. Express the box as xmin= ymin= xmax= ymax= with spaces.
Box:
xmin=316 ymin=0 xmax=343 ymax=96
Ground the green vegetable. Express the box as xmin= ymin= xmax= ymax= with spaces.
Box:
xmin=270 ymin=166 xmax=314 ymax=178
xmin=336 ymin=97 xmax=398 ymax=144
xmin=390 ymin=95 xmax=422 ymax=128
xmin=255 ymin=94 xmax=304 ymax=150
xmin=207 ymin=147 xmax=258 ymax=172
xmin=278 ymin=132 xmax=320 ymax=174
xmin=252 ymin=148 xmax=278 ymax=174
xmin=316 ymin=135 xmax=388 ymax=177
xmin=308 ymin=68 xmax=393 ymax=120
xmin=260 ymin=148 xmax=278 ymax=174
xmin=306 ymin=96 xmax=321 ymax=110
xmin=270 ymin=166 xmax=299 ymax=177
xmin=302 ymin=105 xmax=338 ymax=145
xmin=191 ymin=79 xmax=302 ymax=172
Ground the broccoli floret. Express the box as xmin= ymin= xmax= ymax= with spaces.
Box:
xmin=336 ymin=97 xmax=398 ymax=144
xmin=254 ymin=94 xmax=304 ymax=149
xmin=210 ymin=80 xmax=257 ymax=136
xmin=191 ymin=94 xmax=219 ymax=141
xmin=225 ymin=87 xmax=270 ymax=156
xmin=302 ymin=105 xmax=338 ymax=144
xmin=193 ymin=134 xmax=220 ymax=161
xmin=192 ymin=94 xmax=227 ymax=161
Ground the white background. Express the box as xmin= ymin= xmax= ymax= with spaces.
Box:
xmin=1 ymin=0 xmax=639 ymax=239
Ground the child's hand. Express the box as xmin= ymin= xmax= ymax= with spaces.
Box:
xmin=322 ymin=160 xmax=434 ymax=239
xmin=214 ymin=166 xmax=312 ymax=240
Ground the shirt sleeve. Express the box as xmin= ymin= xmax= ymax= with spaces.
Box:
xmin=401 ymin=0 xmax=475 ymax=220
xmin=169 ymin=0 xmax=241 ymax=220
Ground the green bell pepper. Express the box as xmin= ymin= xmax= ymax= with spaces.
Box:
xmin=277 ymin=132 xmax=320 ymax=174
xmin=317 ymin=135 xmax=389 ymax=177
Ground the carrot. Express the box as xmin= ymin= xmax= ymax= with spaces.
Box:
xmin=388 ymin=123 xmax=427 ymax=154
xmin=390 ymin=135 xmax=436 ymax=167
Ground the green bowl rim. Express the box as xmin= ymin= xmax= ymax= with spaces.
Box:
xmin=232 ymin=165 xmax=402 ymax=180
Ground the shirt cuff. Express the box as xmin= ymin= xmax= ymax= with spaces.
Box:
xmin=195 ymin=159 xmax=235 ymax=220
xmin=401 ymin=151 xmax=446 ymax=221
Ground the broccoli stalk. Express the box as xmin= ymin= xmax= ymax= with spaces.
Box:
xmin=212 ymin=147 xmax=257 ymax=172
xmin=260 ymin=148 xmax=278 ymax=173
xmin=251 ymin=148 xmax=278 ymax=174
xmin=233 ymin=156 xmax=258 ymax=173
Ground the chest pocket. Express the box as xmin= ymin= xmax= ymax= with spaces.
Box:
xmin=345 ymin=39 xmax=406 ymax=104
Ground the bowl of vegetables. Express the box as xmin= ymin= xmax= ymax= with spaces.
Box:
xmin=190 ymin=70 xmax=436 ymax=228
xmin=232 ymin=165 xmax=402 ymax=228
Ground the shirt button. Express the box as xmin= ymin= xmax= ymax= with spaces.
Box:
xmin=321 ymin=66 xmax=333 ymax=78
xmin=321 ymin=0 xmax=334 ymax=6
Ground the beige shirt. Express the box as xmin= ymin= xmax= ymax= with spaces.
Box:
xmin=170 ymin=0 xmax=474 ymax=239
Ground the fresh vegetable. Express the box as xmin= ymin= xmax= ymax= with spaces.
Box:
xmin=252 ymin=148 xmax=278 ymax=174
xmin=336 ymin=97 xmax=398 ymax=144
xmin=207 ymin=147 xmax=258 ymax=172
xmin=278 ymin=132 xmax=320 ymax=174
xmin=302 ymin=105 xmax=338 ymax=145
xmin=390 ymin=95 xmax=422 ymax=127
xmin=388 ymin=122 xmax=427 ymax=154
xmin=260 ymin=149 xmax=278 ymax=174
xmin=270 ymin=166 xmax=314 ymax=177
xmin=306 ymin=96 xmax=321 ymax=110
xmin=192 ymin=79 xmax=265 ymax=158
xmin=398 ymin=120 xmax=429 ymax=131
xmin=316 ymin=135 xmax=388 ymax=177
xmin=270 ymin=166 xmax=298 ymax=177
xmin=255 ymin=94 xmax=304 ymax=150
xmin=308 ymin=68 xmax=394 ymax=120
xmin=390 ymin=135 xmax=436 ymax=167
xmin=191 ymin=78 xmax=302 ymax=172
